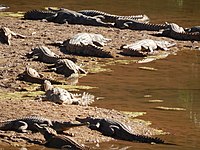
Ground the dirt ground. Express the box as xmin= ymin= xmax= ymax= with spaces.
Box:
xmin=0 ymin=16 xmax=199 ymax=149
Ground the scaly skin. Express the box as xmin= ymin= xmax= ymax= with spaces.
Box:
xmin=17 ymin=67 xmax=63 ymax=84
xmin=76 ymin=117 xmax=165 ymax=144
xmin=78 ymin=9 xmax=150 ymax=23
xmin=64 ymin=33 xmax=113 ymax=58
xmin=24 ymin=9 xmax=57 ymax=20
xmin=34 ymin=123 xmax=86 ymax=150
xmin=27 ymin=46 xmax=76 ymax=64
xmin=24 ymin=8 xmax=114 ymax=27
xmin=0 ymin=116 xmax=52 ymax=132
xmin=159 ymin=23 xmax=200 ymax=41
xmin=115 ymin=19 xmax=169 ymax=31
xmin=47 ymin=59 xmax=87 ymax=77
xmin=0 ymin=116 xmax=89 ymax=133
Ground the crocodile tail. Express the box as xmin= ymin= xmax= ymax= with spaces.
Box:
xmin=132 ymin=134 xmax=164 ymax=144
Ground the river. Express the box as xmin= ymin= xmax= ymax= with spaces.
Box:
xmin=1 ymin=0 xmax=200 ymax=149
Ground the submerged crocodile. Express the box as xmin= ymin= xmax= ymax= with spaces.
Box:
xmin=76 ymin=117 xmax=164 ymax=144
xmin=120 ymin=39 xmax=176 ymax=57
xmin=0 ymin=115 xmax=88 ymax=133
xmin=47 ymin=59 xmax=87 ymax=77
xmin=63 ymin=33 xmax=113 ymax=58
xmin=24 ymin=8 xmax=114 ymax=27
xmin=78 ymin=9 xmax=150 ymax=23
xmin=34 ymin=123 xmax=86 ymax=150
xmin=115 ymin=19 xmax=169 ymax=31
xmin=17 ymin=67 xmax=63 ymax=84
xmin=27 ymin=46 xmax=76 ymax=64
xmin=43 ymin=80 xmax=95 ymax=106
xmin=157 ymin=23 xmax=200 ymax=41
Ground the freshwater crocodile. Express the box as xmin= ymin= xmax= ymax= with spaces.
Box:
xmin=0 ymin=27 xmax=25 ymax=45
xmin=27 ymin=46 xmax=76 ymax=64
xmin=115 ymin=19 xmax=169 ymax=31
xmin=76 ymin=117 xmax=164 ymax=144
xmin=185 ymin=26 xmax=200 ymax=33
xmin=157 ymin=23 xmax=200 ymax=41
xmin=63 ymin=33 xmax=113 ymax=58
xmin=34 ymin=123 xmax=86 ymax=150
xmin=120 ymin=39 xmax=176 ymax=57
xmin=43 ymin=80 xmax=95 ymax=106
xmin=0 ymin=116 xmax=52 ymax=133
xmin=0 ymin=115 xmax=88 ymax=133
xmin=78 ymin=9 xmax=150 ymax=23
xmin=17 ymin=67 xmax=63 ymax=84
xmin=47 ymin=59 xmax=87 ymax=77
xmin=24 ymin=8 xmax=114 ymax=27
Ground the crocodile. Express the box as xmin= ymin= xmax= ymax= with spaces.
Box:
xmin=115 ymin=19 xmax=169 ymax=31
xmin=0 ymin=27 xmax=25 ymax=45
xmin=0 ymin=115 xmax=88 ymax=133
xmin=47 ymin=59 xmax=87 ymax=77
xmin=34 ymin=123 xmax=86 ymax=150
xmin=63 ymin=33 xmax=113 ymax=58
xmin=24 ymin=8 xmax=114 ymax=27
xmin=78 ymin=9 xmax=150 ymax=23
xmin=0 ymin=116 xmax=52 ymax=133
xmin=43 ymin=80 xmax=95 ymax=106
xmin=120 ymin=39 xmax=176 ymax=57
xmin=157 ymin=23 xmax=200 ymax=41
xmin=76 ymin=117 xmax=165 ymax=144
xmin=185 ymin=26 xmax=200 ymax=33
xmin=17 ymin=67 xmax=63 ymax=84
xmin=27 ymin=46 xmax=77 ymax=64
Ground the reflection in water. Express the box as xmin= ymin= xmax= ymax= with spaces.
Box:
xmin=179 ymin=90 xmax=200 ymax=127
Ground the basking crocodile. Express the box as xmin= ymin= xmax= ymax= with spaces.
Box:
xmin=47 ymin=59 xmax=87 ymax=77
xmin=0 ymin=27 xmax=25 ymax=45
xmin=17 ymin=67 xmax=63 ymax=84
xmin=120 ymin=39 xmax=176 ymax=57
xmin=24 ymin=8 xmax=114 ymax=27
xmin=34 ymin=123 xmax=86 ymax=150
xmin=115 ymin=19 xmax=169 ymax=31
xmin=78 ymin=9 xmax=150 ymax=23
xmin=0 ymin=115 xmax=88 ymax=133
xmin=0 ymin=116 xmax=52 ymax=133
xmin=76 ymin=117 xmax=164 ymax=144
xmin=158 ymin=23 xmax=200 ymax=41
xmin=43 ymin=80 xmax=95 ymax=106
xmin=63 ymin=33 xmax=113 ymax=58
xmin=27 ymin=46 xmax=76 ymax=64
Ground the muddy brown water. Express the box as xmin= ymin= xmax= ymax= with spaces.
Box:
xmin=1 ymin=0 xmax=200 ymax=150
